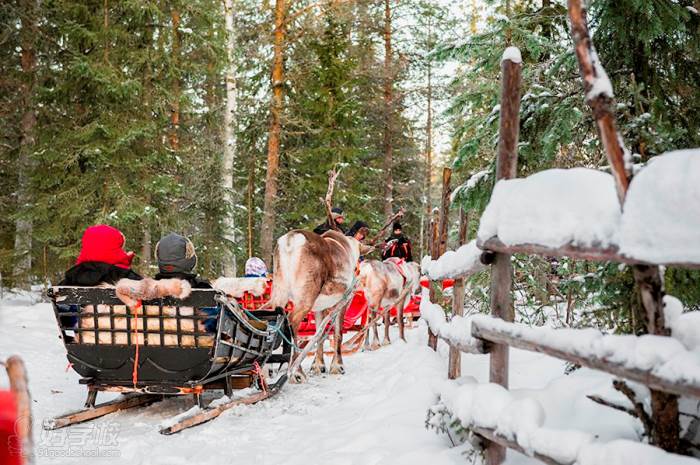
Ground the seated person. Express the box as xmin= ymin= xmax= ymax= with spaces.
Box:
xmin=58 ymin=224 xmax=141 ymax=335
xmin=60 ymin=224 xmax=141 ymax=286
xmin=244 ymin=257 xmax=268 ymax=278
xmin=313 ymin=207 xmax=347 ymax=234
xmin=154 ymin=233 xmax=211 ymax=289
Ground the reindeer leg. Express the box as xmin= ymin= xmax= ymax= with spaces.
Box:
xmin=287 ymin=313 xmax=308 ymax=384
xmin=362 ymin=308 xmax=373 ymax=352
xmin=310 ymin=310 xmax=327 ymax=375
xmin=370 ymin=308 xmax=381 ymax=351
xmin=382 ymin=310 xmax=391 ymax=346
xmin=329 ymin=305 xmax=346 ymax=375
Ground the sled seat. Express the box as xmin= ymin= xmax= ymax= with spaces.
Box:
xmin=48 ymin=286 xmax=289 ymax=389
xmin=296 ymin=290 xmax=369 ymax=337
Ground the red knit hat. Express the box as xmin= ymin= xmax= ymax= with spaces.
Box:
xmin=76 ymin=225 xmax=134 ymax=269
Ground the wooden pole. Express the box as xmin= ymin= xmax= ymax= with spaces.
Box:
xmin=485 ymin=50 xmax=521 ymax=465
xmin=428 ymin=207 xmax=440 ymax=350
xmin=567 ymin=0 xmax=678 ymax=451
xmin=6 ymin=356 xmax=33 ymax=463
xmin=448 ymin=208 xmax=468 ymax=379
xmin=437 ymin=167 xmax=452 ymax=256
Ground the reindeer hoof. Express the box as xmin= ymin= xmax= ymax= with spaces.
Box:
xmin=382 ymin=339 xmax=391 ymax=346
xmin=329 ymin=364 xmax=345 ymax=375
xmin=310 ymin=364 xmax=326 ymax=376
xmin=289 ymin=371 xmax=307 ymax=384
xmin=370 ymin=342 xmax=380 ymax=351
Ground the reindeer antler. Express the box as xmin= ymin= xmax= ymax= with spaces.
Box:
xmin=368 ymin=207 xmax=405 ymax=246
xmin=319 ymin=167 xmax=343 ymax=231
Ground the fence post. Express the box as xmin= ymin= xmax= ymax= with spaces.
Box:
xmin=485 ymin=49 xmax=521 ymax=465
xmin=448 ymin=208 xmax=468 ymax=380
xmin=428 ymin=207 xmax=440 ymax=350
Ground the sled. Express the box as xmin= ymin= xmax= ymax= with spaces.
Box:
xmin=46 ymin=286 xmax=292 ymax=433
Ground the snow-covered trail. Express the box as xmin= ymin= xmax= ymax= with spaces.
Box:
xmin=0 ymin=294 xmax=639 ymax=465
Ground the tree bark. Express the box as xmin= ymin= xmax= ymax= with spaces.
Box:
xmin=422 ymin=41 xmax=433 ymax=257
xmin=437 ymin=167 xmax=452 ymax=256
xmin=13 ymin=0 xmax=38 ymax=285
xmin=222 ymin=0 xmax=238 ymax=275
xmin=428 ymin=207 xmax=440 ymax=350
xmin=170 ymin=8 xmax=181 ymax=151
xmin=382 ymin=0 xmax=394 ymax=219
xmin=260 ymin=0 xmax=287 ymax=265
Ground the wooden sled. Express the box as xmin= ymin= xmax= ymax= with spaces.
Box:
xmin=46 ymin=286 xmax=292 ymax=433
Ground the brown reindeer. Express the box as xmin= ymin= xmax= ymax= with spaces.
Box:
xmin=358 ymin=258 xmax=420 ymax=350
xmin=270 ymin=229 xmax=366 ymax=382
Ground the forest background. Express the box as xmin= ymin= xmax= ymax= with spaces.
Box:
xmin=1 ymin=0 xmax=699 ymax=332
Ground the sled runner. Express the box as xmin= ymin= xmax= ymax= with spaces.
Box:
xmin=46 ymin=286 xmax=292 ymax=433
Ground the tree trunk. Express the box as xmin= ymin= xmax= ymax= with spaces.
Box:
xmin=142 ymin=227 xmax=152 ymax=272
xmin=260 ymin=0 xmax=286 ymax=265
xmin=222 ymin=0 xmax=238 ymax=276
xmin=13 ymin=0 xmax=38 ymax=285
xmin=382 ymin=0 xmax=394 ymax=219
xmin=247 ymin=152 xmax=256 ymax=259
xmin=169 ymin=8 xmax=181 ymax=151
xmin=422 ymin=47 xmax=433 ymax=258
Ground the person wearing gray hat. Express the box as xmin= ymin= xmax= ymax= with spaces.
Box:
xmin=154 ymin=233 xmax=212 ymax=289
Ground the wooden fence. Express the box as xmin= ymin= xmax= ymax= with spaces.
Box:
xmin=422 ymin=1 xmax=700 ymax=463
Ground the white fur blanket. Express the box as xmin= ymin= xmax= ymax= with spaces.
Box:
xmin=213 ymin=277 xmax=268 ymax=298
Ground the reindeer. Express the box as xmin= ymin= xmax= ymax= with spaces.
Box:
xmin=358 ymin=258 xmax=420 ymax=350
xmin=270 ymin=229 xmax=367 ymax=382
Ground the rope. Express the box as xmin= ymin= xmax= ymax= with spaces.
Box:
xmin=243 ymin=308 xmax=300 ymax=351
xmin=253 ymin=361 xmax=268 ymax=394
xmin=131 ymin=300 xmax=143 ymax=388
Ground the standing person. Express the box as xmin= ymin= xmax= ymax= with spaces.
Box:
xmin=313 ymin=207 xmax=347 ymax=234
xmin=154 ymin=233 xmax=211 ymax=289
xmin=60 ymin=225 xmax=142 ymax=286
xmin=381 ymin=222 xmax=413 ymax=262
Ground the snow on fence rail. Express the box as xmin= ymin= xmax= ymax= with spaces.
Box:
xmin=420 ymin=239 xmax=486 ymax=280
xmin=433 ymin=379 xmax=698 ymax=465
xmin=476 ymin=149 xmax=700 ymax=269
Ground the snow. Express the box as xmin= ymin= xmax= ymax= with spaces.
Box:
xmin=418 ymin=287 xmax=476 ymax=349
xmin=477 ymin=168 xmax=621 ymax=248
xmin=587 ymin=48 xmax=614 ymax=100
xmin=502 ymin=46 xmax=522 ymax=64
xmin=577 ymin=439 xmax=699 ymax=465
xmin=450 ymin=169 xmax=491 ymax=203
xmin=665 ymin=295 xmax=700 ymax=351
xmin=2 ymin=291 xmax=698 ymax=465
xmin=619 ymin=149 xmax=700 ymax=264
xmin=421 ymin=240 xmax=486 ymax=280
xmin=471 ymin=314 xmax=700 ymax=387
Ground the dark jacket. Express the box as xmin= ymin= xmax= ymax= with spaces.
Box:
xmin=154 ymin=271 xmax=212 ymax=289
xmin=59 ymin=261 xmax=142 ymax=286
xmin=313 ymin=221 xmax=347 ymax=235
xmin=382 ymin=234 xmax=413 ymax=262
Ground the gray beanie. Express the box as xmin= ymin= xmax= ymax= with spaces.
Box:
xmin=155 ymin=233 xmax=197 ymax=274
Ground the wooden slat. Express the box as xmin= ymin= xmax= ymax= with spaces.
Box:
xmin=471 ymin=322 xmax=700 ymax=399
xmin=438 ymin=335 xmax=489 ymax=355
xmin=478 ymin=237 xmax=700 ymax=270
xmin=44 ymin=394 xmax=161 ymax=430
xmin=472 ymin=426 xmax=570 ymax=465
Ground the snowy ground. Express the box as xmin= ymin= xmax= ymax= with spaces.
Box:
xmin=0 ymin=292 xmax=642 ymax=465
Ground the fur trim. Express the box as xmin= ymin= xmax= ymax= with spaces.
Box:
xmin=213 ymin=277 xmax=267 ymax=298
xmin=115 ymin=278 xmax=192 ymax=307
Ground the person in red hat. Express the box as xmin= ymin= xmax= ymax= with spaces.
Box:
xmin=60 ymin=225 xmax=142 ymax=286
